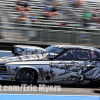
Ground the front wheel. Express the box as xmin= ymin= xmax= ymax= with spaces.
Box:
xmin=16 ymin=68 xmax=36 ymax=84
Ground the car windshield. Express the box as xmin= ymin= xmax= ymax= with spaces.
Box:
xmin=45 ymin=46 xmax=64 ymax=55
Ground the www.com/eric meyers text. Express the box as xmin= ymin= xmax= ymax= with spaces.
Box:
xmin=0 ymin=84 xmax=61 ymax=92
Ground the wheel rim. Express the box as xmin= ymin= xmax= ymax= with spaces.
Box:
xmin=17 ymin=69 xmax=34 ymax=83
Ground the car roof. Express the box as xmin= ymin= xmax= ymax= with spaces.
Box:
xmin=52 ymin=45 xmax=100 ymax=51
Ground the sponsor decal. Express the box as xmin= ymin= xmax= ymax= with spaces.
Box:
xmin=2 ymin=77 xmax=9 ymax=79
xmin=9 ymin=77 xmax=14 ymax=80
xmin=0 ymin=76 xmax=2 ymax=80
xmin=8 ymin=67 xmax=10 ymax=72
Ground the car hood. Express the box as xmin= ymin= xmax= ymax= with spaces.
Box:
xmin=0 ymin=52 xmax=58 ymax=64
xmin=0 ymin=53 xmax=47 ymax=64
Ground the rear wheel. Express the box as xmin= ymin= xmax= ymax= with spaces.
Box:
xmin=16 ymin=68 xmax=36 ymax=84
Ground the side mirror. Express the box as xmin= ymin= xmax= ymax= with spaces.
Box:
xmin=47 ymin=53 xmax=57 ymax=59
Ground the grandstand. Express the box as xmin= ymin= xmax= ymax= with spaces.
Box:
xmin=0 ymin=0 xmax=100 ymax=46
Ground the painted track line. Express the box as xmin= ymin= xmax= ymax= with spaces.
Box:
xmin=0 ymin=94 xmax=99 ymax=100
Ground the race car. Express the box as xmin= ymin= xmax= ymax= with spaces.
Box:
xmin=0 ymin=45 xmax=100 ymax=85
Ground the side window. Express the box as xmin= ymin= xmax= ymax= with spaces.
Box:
xmin=91 ymin=51 xmax=98 ymax=59
xmin=75 ymin=50 xmax=90 ymax=60
xmin=57 ymin=50 xmax=75 ymax=60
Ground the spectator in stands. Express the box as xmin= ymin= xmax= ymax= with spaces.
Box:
xmin=83 ymin=11 xmax=93 ymax=28
xmin=24 ymin=9 xmax=31 ymax=17
xmin=49 ymin=6 xmax=60 ymax=17
xmin=42 ymin=2 xmax=53 ymax=17
xmin=19 ymin=7 xmax=26 ymax=16
xmin=16 ymin=0 xmax=31 ymax=11
xmin=18 ymin=7 xmax=28 ymax=24
xmin=78 ymin=0 xmax=85 ymax=3
xmin=16 ymin=1 xmax=23 ymax=11
xmin=18 ymin=14 xmax=28 ymax=24
xmin=71 ymin=0 xmax=85 ymax=7
xmin=92 ymin=9 xmax=100 ymax=23
xmin=30 ymin=14 xmax=38 ymax=22
xmin=23 ymin=0 xmax=31 ymax=11
xmin=42 ymin=4 xmax=60 ymax=18
xmin=71 ymin=0 xmax=81 ymax=7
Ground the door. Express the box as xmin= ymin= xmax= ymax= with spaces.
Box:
xmin=50 ymin=49 xmax=91 ymax=84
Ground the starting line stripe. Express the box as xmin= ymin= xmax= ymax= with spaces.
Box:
xmin=0 ymin=95 xmax=99 ymax=100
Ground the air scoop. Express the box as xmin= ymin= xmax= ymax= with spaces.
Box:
xmin=12 ymin=45 xmax=47 ymax=56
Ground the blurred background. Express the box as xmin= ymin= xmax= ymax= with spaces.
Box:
xmin=0 ymin=0 xmax=100 ymax=48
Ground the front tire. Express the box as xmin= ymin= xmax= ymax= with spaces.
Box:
xmin=16 ymin=68 xmax=36 ymax=84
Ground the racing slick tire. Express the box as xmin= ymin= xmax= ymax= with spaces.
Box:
xmin=16 ymin=68 xmax=37 ymax=84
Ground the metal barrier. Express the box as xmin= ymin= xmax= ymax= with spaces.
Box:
xmin=0 ymin=22 xmax=100 ymax=46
